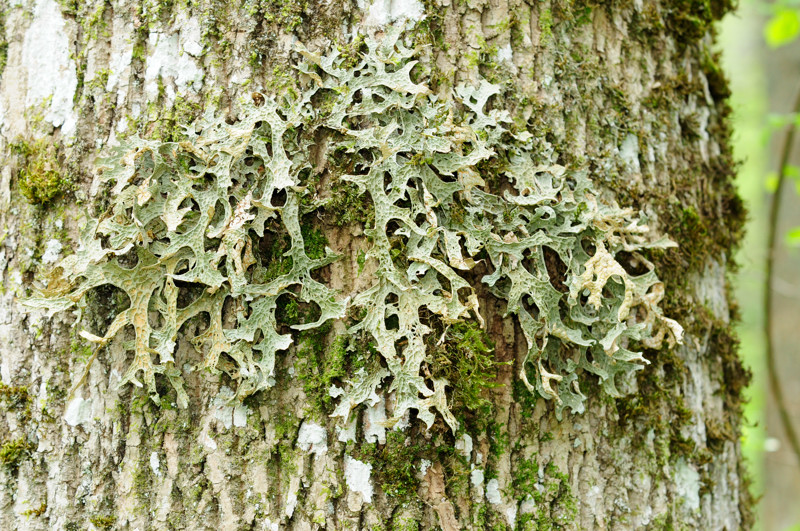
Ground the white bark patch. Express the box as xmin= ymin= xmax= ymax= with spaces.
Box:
xmin=285 ymin=475 xmax=301 ymax=517
xmin=212 ymin=386 xmax=236 ymax=429
xmin=106 ymin=26 xmax=134 ymax=95
xmin=496 ymin=44 xmax=513 ymax=63
xmin=64 ymin=396 xmax=92 ymax=426
xmin=486 ymin=478 xmax=502 ymax=505
xmin=359 ymin=0 xmax=425 ymax=26
xmin=337 ymin=418 xmax=357 ymax=443
xmin=364 ymin=394 xmax=386 ymax=444
xmin=149 ymin=451 xmax=161 ymax=477
xmin=674 ymin=459 xmax=701 ymax=511
xmin=143 ymin=32 xmax=204 ymax=101
xmin=232 ymin=404 xmax=249 ymax=428
xmin=506 ymin=506 xmax=518 ymax=528
xmin=455 ymin=433 xmax=473 ymax=458
xmin=22 ymin=0 xmax=79 ymax=137
xmin=42 ymin=239 xmax=62 ymax=264
xmin=619 ymin=133 xmax=640 ymax=172
xmin=470 ymin=468 xmax=485 ymax=500
xmin=297 ymin=421 xmax=328 ymax=455
xmin=419 ymin=459 xmax=432 ymax=477
xmin=179 ymin=17 xmax=204 ymax=57
xmin=470 ymin=468 xmax=484 ymax=488
xmin=201 ymin=432 xmax=217 ymax=451
xmin=520 ymin=495 xmax=536 ymax=515
xmin=392 ymin=409 xmax=411 ymax=431
xmin=285 ymin=492 xmax=298 ymax=518
xmin=344 ymin=456 xmax=373 ymax=503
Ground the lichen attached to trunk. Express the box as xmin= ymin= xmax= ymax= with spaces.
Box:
xmin=26 ymin=24 xmax=683 ymax=431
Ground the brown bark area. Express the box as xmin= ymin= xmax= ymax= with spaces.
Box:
xmin=0 ymin=0 xmax=751 ymax=529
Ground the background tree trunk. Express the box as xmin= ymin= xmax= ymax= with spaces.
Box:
xmin=0 ymin=0 xmax=753 ymax=530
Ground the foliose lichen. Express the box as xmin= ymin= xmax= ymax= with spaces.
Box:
xmin=27 ymin=25 xmax=682 ymax=428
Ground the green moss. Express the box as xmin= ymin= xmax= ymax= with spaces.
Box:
xmin=301 ymin=224 xmax=327 ymax=260
xmin=706 ymin=316 xmax=751 ymax=441
xmin=270 ymin=412 xmax=300 ymax=477
xmin=427 ymin=322 xmax=503 ymax=430
xmin=294 ymin=324 xmax=339 ymax=413
xmin=0 ymin=382 xmax=32 ymax=423
xmin=88 ymin=514 xmax=116 ymax=529
xmin=0 ymin=438 xmax=31 ymax=470
xmin=512 ymin=455 xmax=539 ymax=498
xmin=487 ymin=422 xmax=510 ymax=458
xmin=539 ymin=8 xmax=554 ymax=43
xmin=357 ymin=431 xmax=428 ymax=502
xmin=147 ymin=96 xmax=202 ymax=142
xmin=21 ymin=503 xmax=47 ymax=518
xmin=0 ymin=9 xmax=8 ymax=78
xmin=11 ymin=138 xmax=73 ymax=205
xmin=246 ymin=0 xmax=308 ymax=31
xmin=337 ymin=34 xmax=367 ymax=70
xmin=323 ymin=179 xmax=375 ymax=227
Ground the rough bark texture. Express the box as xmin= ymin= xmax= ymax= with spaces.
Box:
xmin=0 ymin=0 xmax=751 ymax=530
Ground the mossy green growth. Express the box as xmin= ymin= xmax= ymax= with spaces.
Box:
xmin=356 ymin=431 xmax=428 ymax=502
xmin=0 ymin=9 xmax=8 ymax=78
xmin=0 ymin=438 xmax=31 ymax=470
xmin=539 ymin=8 xmax=554 ymax=43
xmin=21 ymin=503 xmax=47 ymax=518
xmin=514 ymin=462 xmax=577 ymax=529
xmin=246 ymin=0 xmax=308 ymax=31
xmin=427 ymin=321 xmax=503 ymax=430
xmin=322 ymin=179 xmax=375 ymax=227
xmin=11 ymin=138 xmax=73 ymax=205
xmin=88 ymin=514 xmax=116 ymax=529
xmin=512 ymin=455 xmax=539 ymax=498
xmin=0 ymin=382 xmax=32 ymax=422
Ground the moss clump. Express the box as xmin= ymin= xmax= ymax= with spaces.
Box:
xmin=247 ymin=0 xmax=308 ymax=31
xmin=706 ymin=315 xmax=751 ymax=439
xmin=666 ymin=0 xmax=735 ymax=42
xmin=294 ymin=323 xmax=339 ymax=412
xmin=11 ymin=138 xmax=73 ymax=205
xmin=511 ymin=456 xmax=539 ymax=498
xmin=538 ymin=7 xmax=554 ymax=43
xmin=21 ymin=503 xmax=47 ymax=518
xmin=0 ymin=10 xmax=8 ymax=78
xmin=0 ymin=438 xmax=31 ymax=471
xmin=0 ymin=382 xmax=32 ymax=423
xmin=88 ymin=514 xmax=116 ymax=529
xmin=357 ymin=431 xmax=429 ymax=502
xmin=295 ymin=329 xmax=379 ymax=415
xmin=322 ymin=179 xmax=375 ymax=227
xmin=427 ymin=322 xmax=503 ymax=430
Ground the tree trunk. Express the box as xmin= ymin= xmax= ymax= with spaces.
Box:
xmin=0 ymin=1 xmax=753 ymax=530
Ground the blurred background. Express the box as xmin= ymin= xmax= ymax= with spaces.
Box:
xmin=720 ymin=2 xmax=800 ymax=529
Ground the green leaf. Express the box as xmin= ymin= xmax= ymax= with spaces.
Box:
xmin=766 ymin=171 xmax=780 ymax=192
xmin=785 ymin=165 xmax=800 ymax=180
xmin=765 ymin=9 xmax=800 ymax=48
xmin=786 ymin=226 xmax=800 ymax=246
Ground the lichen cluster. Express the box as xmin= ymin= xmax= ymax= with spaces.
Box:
xmin=28 ymin=26 xmax=682 ymax=427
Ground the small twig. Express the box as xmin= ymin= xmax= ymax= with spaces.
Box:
xmin=764 ymin=82 xmax=800 ymax=466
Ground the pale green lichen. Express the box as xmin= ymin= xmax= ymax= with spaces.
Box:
xmin=27 ymin=25 xmax=682 ymax=426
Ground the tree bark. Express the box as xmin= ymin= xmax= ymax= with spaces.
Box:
xmin=0 ymin=0 xmax=752 ymax=530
